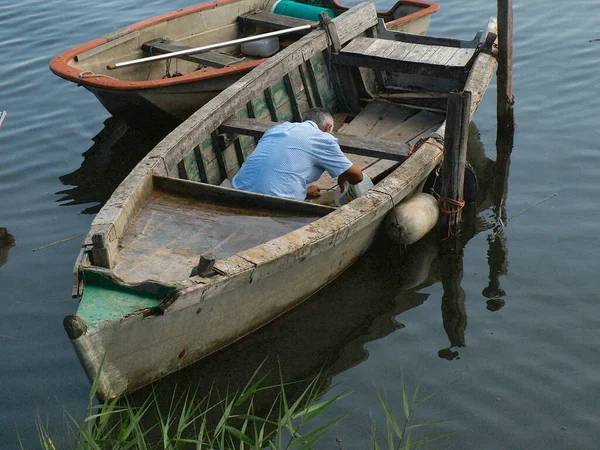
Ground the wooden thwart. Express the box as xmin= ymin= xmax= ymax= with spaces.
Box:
xmin=238 ymin=11 xmax=315 ymax=32
xmin=220 ymin=117 xmax=410 ymax=161
xmin=142 ymin=39 xmax=245 ymax=68
xmin=153 ymin=175 xmax=335 ymax=215
xmin=334 ymin=37 xmax=477 ymax=79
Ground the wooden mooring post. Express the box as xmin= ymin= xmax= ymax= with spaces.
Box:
xmin=497 ymin=0 xmax=514 ymax=133
xmin=439 ymin=90 xmax=472 ymax=237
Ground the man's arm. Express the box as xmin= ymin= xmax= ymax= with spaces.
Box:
xmin=337 ymin=164 xmax=363 ymax=191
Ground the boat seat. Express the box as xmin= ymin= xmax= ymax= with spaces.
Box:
xmin=142 ymin=39 xmax=245 ymax=68
xmin=237 ymin=11 xmax=315 ymax=33
xmin=219 ymin=117 xmax=410 ymax=161
xmin=332 ymin=36 xmax=477 ymax=93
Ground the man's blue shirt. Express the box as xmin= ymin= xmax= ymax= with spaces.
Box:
xmin=232 ymin=120 xmax=352 ymax=200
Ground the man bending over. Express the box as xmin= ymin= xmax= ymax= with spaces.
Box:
xmin=232 ymin=108 xmax=363 ymax=200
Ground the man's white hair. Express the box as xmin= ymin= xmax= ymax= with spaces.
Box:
xmin=304 ymin=107 xmax=334 ymax=130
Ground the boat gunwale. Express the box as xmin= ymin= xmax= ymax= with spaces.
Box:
xmin=49 ymin=0 xmax=438 ymax=91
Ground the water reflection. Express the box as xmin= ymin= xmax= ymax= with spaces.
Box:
xmin=0 ymin=228 xmax=15 ymax=267
xmin=122 ymin=233 xmax=431 ymax=443
xmin=434 ymin=123 xmax=513 ymax=359
xmin=56 ymin=117 xmax=171 ymax=214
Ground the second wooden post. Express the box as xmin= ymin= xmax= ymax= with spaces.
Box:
xmin=439 ymin=90 xmax=472 ymax=236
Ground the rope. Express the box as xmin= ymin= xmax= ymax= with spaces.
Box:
xmin=439 ymin=197 xmax=465 ymax=215
xmin=407 ymin=133 xmax=445 ymax=157
xmin=77 ymin=71 xmax=120 ymax=85
xmin=438 ymin=197 xmax=466 ymax=240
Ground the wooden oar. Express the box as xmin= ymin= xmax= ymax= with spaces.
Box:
xmin=107 ymin=24 xmax=316 ymax=70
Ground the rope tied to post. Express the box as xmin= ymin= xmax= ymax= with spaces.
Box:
xmin=439 ymin=197 xmax=465 ymax=240
xmin=408 ymin=133 xmax=445 ymax=157
xmin=438 ymin=197 xmax=465 ymax=215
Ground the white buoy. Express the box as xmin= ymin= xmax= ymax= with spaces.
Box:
xmin=384 ymin=193 xmax=439 ymax=245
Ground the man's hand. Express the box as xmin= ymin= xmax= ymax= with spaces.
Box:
xmin=306 ymin=185 xmax=321 ymax=199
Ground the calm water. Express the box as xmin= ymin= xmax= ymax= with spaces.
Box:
xmin=1 ymin=0 xmax=599 ymax=448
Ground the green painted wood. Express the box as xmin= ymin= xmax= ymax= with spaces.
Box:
xmin=77 ymin=270 xmax=175 ymax=327
xmin=184 ymin=150 xmax=201 ymax=182
xmin=193 ymin=145 xmax=208 ymax=183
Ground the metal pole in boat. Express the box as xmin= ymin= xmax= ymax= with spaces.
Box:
xmin=107 ymin=24 xmax=317 ymax=70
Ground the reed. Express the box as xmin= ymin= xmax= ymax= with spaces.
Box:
xmin=33 ymin=365 xmax=449 ymax=449
xmin=369 ymin=371 xmax=453 ymax=449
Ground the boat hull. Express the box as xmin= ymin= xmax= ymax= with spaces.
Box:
xmin=73 ymin=211 xmax=386 ymax=399
xmin=50 ymin=0 xmax=438 ymax=123
xmin=86 ymin=70 xmax=249 ymax=123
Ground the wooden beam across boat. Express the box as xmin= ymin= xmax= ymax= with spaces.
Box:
xmin=237 ymin=11 xmax=316 ymax=31
xmin=142 ymin=39 xmax=245 ymax=68
xmin=153 ymin=175 xmax=335 ymax=215
xmin=220 ymin=117 xmax=410 ymax=161
xmin=333 ymin=36 xmax=477 ymax=79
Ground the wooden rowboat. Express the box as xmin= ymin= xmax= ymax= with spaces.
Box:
xmin=64 ymin=2 xmax=497 ymax=399
xmin=49 ymin=0 xmax=438 ymax=124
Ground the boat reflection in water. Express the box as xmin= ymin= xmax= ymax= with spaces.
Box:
xmin=56 ymin=117 xmax=171 ymax=214
xmin=0 ymin=228 xmax=15 ymax=268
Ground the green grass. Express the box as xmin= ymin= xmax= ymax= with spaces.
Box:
xmin=34 ymin=366 xmax=451 ymax=449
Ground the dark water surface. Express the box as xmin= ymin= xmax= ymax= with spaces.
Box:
xmin=1 ymin=0 xmax=599 ymax=448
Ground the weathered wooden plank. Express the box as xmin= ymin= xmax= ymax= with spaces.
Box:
xmin=375 ymin=23 xmax=482 ymax=48
xmin=386 ymin=41 xmax=417 ymax=61
xmin=238 ymin=11 xmax=315 ymax=31
xmin=377 ymin=110 xmax=444 ymax=142
xmin=426 ymin=46 xmax=459 ymax=65
xmin=402 ymin=43 xmax=439 ymax=64
xmin=463 ymin=18 xmax=498 ymax=119
xmin=333 ymin=100 xmax=395 ymax=170
xmin=333 ymin=50 xmax=468 ymax=80
xmin=264 ymin=87 xmax=278 ymax=121
xmin=333 ymin=65 xmax=362 ymax=113
xmin=219 ymin=117 xmax=410 ymax=160
xmin=193 ymin=145 xmax=208 ymax=183
xmin=446 ymin=48 xmax=477 ymax=67
xmin=153 ymin=175 xmax=334 ymax=215
xmin=384 ymin=72 xmax=463 ymax=93
xmin=342 ymin=36 xmax=379 ymax=54
xmin=304 ymin=59 xmax=323 ymax=108
xmin=363 ymin=39 xmax=397 ymax=58
xmin=177 ymin=160 xmax=188 ymax=180
xmin=313 ymin=101 xmax=420 ymax=192
xmin=182 ymin=151 xmax=201 ymax=182
xmin=283 ymin=74 xmax=302 ymax=121
xmin=298 ymin=63 xmax=315 ymax=108
xmin=142 ymin=39 xmax=244 ymax=68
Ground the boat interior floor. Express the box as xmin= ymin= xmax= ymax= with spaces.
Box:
xmin=311 ymin=100 xmax=444 ymax=205
xmin=111 ymin=190 xmax=321 ymax=284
